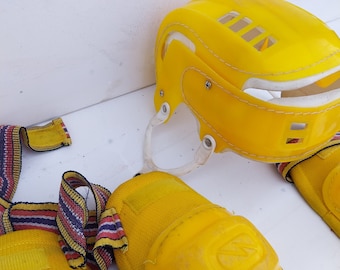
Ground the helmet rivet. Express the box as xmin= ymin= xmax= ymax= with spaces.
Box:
xmin=160 ymin=90 xmax=164 ymax=97
xmin=162 ymin=104 xmax=168 ymax=113
xmin=204 ymin=137 xmax=212 ymax=148
xmin=205 ymin=80 xmax=212 ymax=90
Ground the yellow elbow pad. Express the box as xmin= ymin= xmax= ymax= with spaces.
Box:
xmin=278 ymin=137 xmax=340 ymax=237
xmin=109 ymin=172 xmax=280 ymax=269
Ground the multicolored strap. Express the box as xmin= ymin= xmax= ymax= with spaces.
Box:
xmin=94 ymin=207 xmax=128 ymax=267
xmin=276 ymin=132 xmax=340 ymax=182
xmin=0 ymin=125 xmax=23 ymax=202
xmin=57 ymin=171 xmax=127 ymax=269
xmin=0 ymin=119 xmax=128 ymax=269
xmin=0 ymin=118 xmax=71 ymax=201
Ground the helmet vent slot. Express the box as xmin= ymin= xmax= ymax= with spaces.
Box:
xmin=290 ymin=122 xmax=307 ymax=130
xmin=242 ymin=26 xmax=264 ymax=42
xmin=286 ymin=138 xmax=304 ymax=144
xmin=229 ymin=17 xmax=251 ymax=32
xmin=253 ymin=36 xmax=276 ymax=51
xmin=219 ymin=11 xmax=276 ymax=51
xmin=285 ymin=123 xmax=307 ymax=144
xmin=218 ymin=11 xmax=239 ymax=24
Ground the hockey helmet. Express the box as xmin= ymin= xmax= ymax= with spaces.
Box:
xmin=142 ymin=0 xmax=340 ymax=175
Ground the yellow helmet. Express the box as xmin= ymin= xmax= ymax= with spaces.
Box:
xmin=142 ymin=0 xmax=340 ymax=174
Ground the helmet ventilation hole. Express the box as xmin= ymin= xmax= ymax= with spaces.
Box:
xmin=218 ymin=11 xmax=239 ymax=24
xmin=286 ymin=138 xmax=304 ymax=144
xmin=290 ymin=122 xmax=307 ymax=130
xmin=285 ymin=123 xmax=307 ymax=144
xmin=219 ymin=11 xmax=276 ymax=51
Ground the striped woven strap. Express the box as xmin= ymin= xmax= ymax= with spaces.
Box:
xmin=57 ymin=171 xmax=128 ymax=269
xmin=0 ymin=125 xmax=21 ymax=202
xmin=0 ymin=172 xmax=128 ymax=269
xmin=0 ymin=119 xmax=128 ymax=269
xmin=0 ymin=118 xmax=71 ymax=235
xmin=94 ymin=208 xmax=128 ymax=267
xmin=0 ymin=118 xmax=71 ymax=201
xmin=276 ymin=132 xmax=340 ymax=182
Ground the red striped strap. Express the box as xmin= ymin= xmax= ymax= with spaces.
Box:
xmin=57 ymin=171 xmax=127 ymax=269
xmin=0 ymin=118 xmax=71 ymax=201
xmin=0 ymin=125 xmax=24 ymax=201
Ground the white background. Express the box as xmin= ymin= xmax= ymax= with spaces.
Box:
xmin=1 ymin=1 xmax=340 ymax=269
xmin=0 ymin=0 xmax=187 ymax=125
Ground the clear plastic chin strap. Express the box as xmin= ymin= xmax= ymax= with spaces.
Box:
xmin=140 ymin=102 xmax=216 ymax=176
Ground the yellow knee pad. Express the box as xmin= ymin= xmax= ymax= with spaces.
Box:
xmin=108 ymin=172 xmax=280 ymax=269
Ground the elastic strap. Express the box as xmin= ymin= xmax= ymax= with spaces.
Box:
xmin=57 ymin=171 xmax=127 ymax=269
xmin=0 ymin=118 xmax=71 ymax=201
xmin=1 ymin=201 xmax=59 ymax=234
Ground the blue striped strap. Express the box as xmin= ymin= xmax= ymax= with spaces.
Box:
xmin=57 ymin=171 xmax=128 ymax=269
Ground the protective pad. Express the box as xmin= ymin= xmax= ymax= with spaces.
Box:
xmin=0 ymin=230 xmax=70 ymax=270
xmin=108 ymin=171 xmax=280 ymax=270
xmin=278 ymin=139 xmax=340 ymax=237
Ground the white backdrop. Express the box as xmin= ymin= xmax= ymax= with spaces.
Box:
xmin=1 ymin=1 xmax=340 ymax=269
xmin=0 ymin=0 xmax=187 ymax=126
xmin=1 ymin=0 xmax=339 ymax=126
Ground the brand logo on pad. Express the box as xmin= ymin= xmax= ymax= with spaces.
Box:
xmin=216 ymin=234 xmax=260 ymax=268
